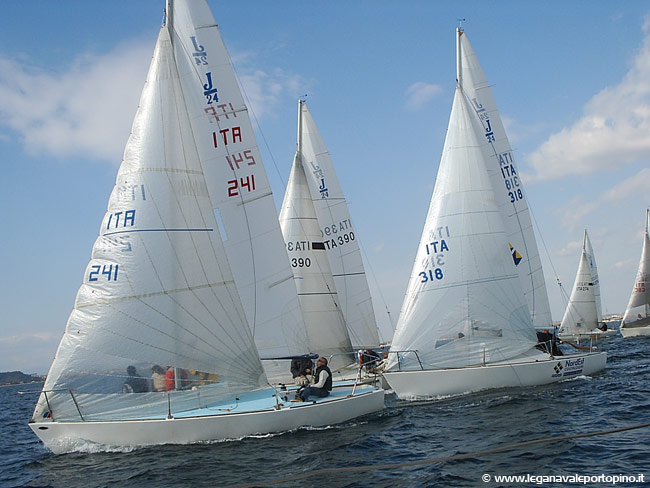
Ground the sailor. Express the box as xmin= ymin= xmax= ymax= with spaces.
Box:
xmin=290 ymin=356 xmax=314 ymax=386
xmin=359 ymin=349 xmax=381 ymax=373
xmin=294 ymin=357 xmax=332 ymax=402
xmin=122 ymin=365 xmax=149 ymax=393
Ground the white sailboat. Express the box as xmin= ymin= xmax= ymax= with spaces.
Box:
xmin=558 ymin=231 xmax=616 ymax=341
xmin=294 ymin=100 xmax=381 ymax=351
xmin=620 ymin=210 xmax=650 ymax=337
xmin=29 ymin=0 xmax=383 ymax=453
xmin=382 ymin=28 xmax=606 ymax=400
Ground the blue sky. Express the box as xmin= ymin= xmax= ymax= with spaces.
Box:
xmin=1 ymin=1 xmax=650 ymax=374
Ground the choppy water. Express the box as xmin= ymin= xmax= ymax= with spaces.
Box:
xmin=3 ymin=331 xmax=650 ymax=487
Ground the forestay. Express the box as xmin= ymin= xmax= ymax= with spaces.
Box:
xmin=297 ymin=101 xmax=380 ymax=349
xmin=559 ymin=248 xmax=599 ymax=336
xmin=33 ymin=22 xmax=265 ymax=422
xmin=622 ymin=210 xmax=650 ymax=328
xmin=169 ymin=1 xmax=309 ymax=359
xmin=387 ymin=88 xmax=538 ymax=371
xmin=457 ymin=29 xmax=553 ymax=329
xmin=279 ymin=148 xmax=355 ymax=371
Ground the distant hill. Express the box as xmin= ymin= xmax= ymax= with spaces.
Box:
xmin=0 ymin=371 xmax=45 ymax=385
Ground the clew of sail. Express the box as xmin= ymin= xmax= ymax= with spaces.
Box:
xmin=387 ymin=87 xmax=538 ymax=371
xmin=297 ymin=101 xmax=380 ymax=349
xmin=167 ymin=1 xmax=309 ymax=360
xmin=457 ymin=29 xmax=553 ymax=330
xmin=559 ymin=247 xmax=599 ymax=335
xmin=33 ymin=21 xmax=266 ymax=423
xmin=621 ymin=210 xmax=650 ymax=328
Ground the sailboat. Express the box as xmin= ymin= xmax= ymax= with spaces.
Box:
xmin=620 ymin=210 xmax=650 ymax=337
xmin=29 ymin=0 xmax=383 ymax=453
xmin=558 ymin=231 xmax=616 ymax=341
xmin=382 ymin=28 xmax=606 ymax=400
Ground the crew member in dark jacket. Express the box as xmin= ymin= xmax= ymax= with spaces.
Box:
xmin=290 ymin=356 xmax=314 ymax=386
xmin=294 ymin=357 xmax=332 ymax=402
xmin=122 ymin=365 xmax=149 ymax=393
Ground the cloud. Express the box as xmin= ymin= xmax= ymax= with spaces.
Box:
xmin=0 ymin=42 xmax=152 ymax=164
xmin=561 ymin=167 xmax=650 ymax=228
xmin=525 ymin=23 xmax=650 ymax=181
xmin=556 ymin=239 xmax=582 ymax=257
xmin=0 ymin=40 xmax=304 ymax=165
xmin=237 ymin=68 xmax=305 ymax=120
xmin=405 ymin=82 xmax=442 ymax=111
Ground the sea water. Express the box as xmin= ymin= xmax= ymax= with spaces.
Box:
xmin=2 ymin=330 xmax=649 ymax=487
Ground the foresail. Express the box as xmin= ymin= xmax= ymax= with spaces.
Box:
xmin=583 ymin=230 xmax=603 ymax=322
xmin=388 ymin=89 xmax=537 ymax=371
xmin=35 ymin=25 xmax=265 ymax=422
xmin=279 ymin=153 xmax=355 ymax=371
xmin=168 ymin=0 xmax=309 ymax=360
xmin=298 ymin=101 xmax=380 ymax=349
xmin=622 ymin=211 xmax=650 ymax=328
xmin=457 ymin=29 xmax=553 ymax=329
xmin=559 ymin=250 xmax=599 ymax=335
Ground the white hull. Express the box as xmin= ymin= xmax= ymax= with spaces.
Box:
xmin=558 ymin=329 xmax=618 ymax=341
xmin=620 ymin=326 xmax=650 ymax=338
xmin=383 ymin=351 xmax=607 ymax=400
xmin=30 ymin=388 xmax=384 ymax=454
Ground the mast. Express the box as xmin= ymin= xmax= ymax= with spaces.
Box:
xmin=456 ymin=27 xmax=463 ymax=85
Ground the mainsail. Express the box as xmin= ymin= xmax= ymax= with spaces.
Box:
xmin=457 ymin=29 xmax=553 ymax=329
xmin=33 ymin=16 xmax=266 ymax=422
xmin=279 ymin=107 xmax=355 ymax=370
xmin=296 ymin=101 xmax=380 ymax=349
xmin=559 ymin=243 xmax=599 ymax=336
xmin=168 ymin=0 xmax=309 ymax=360
xmin=583 ymin=230 xmax=603 ymax=323
xmin=387 ymin=86 xmax=538 ymax=370
xmin=621 ymin=210 xmax=650 ymax=329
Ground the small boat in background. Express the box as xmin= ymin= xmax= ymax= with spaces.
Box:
xmin=558 ymin=230 xmax=616 ymax=342
xmin=620 ymin=210 xmax=650 ymax=337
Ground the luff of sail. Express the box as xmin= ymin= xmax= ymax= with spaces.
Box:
xmin=559 ymin=247 xmax=599 ymax=336
xmin=457 ymin=28 xmax=553 ymax=330
xmin=33 ymin=21 xmax=265 ymax=422
xmin=297 ymin=101 xmax=380 ymax=349
xmin=279 ymin=120 xmax=355 ymax=371
xmin=387 ymin=87 xmax=538 ymax=371
xmin=621 ymin=210 xmax=650 ymax=329
xmin=167 ymin=1 xmax=310 ymax=360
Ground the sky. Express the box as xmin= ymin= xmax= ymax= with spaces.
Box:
xmin=1 ymin=1 xmax=650 ymax=374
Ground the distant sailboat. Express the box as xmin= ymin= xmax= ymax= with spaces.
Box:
xmin=558 ymin=231 xmax=616 ymax=341
xmin=29 ymin=0 xmax=383 ymax=453
xmin=620 ymin=210 xmax=650 ymax=337
xmin=382 ymin=28 xmax=606 ymax=400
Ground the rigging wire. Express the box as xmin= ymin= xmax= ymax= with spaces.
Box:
xmin=231 ymin=422 xmax=650 ymax=487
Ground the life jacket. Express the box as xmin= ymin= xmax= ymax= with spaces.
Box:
xmin=315 ymin=365 xmax=332 ymax=391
